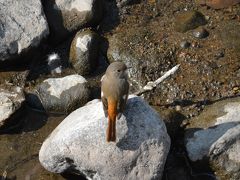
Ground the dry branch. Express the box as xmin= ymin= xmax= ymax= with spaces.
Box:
xmin=134 ymin=64 xmax=180 ymax=96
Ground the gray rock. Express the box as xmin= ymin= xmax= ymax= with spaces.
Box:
xmin=28 ymin=75 xmax=90 ymax=113
xmin=43 ymin=0 xmax=103 ymax=42
xmin=185 ymin=97 xmax=240 ymax=180
xmin=0 ymin=86 xmax=25 ymax=127
xmin=174 ymin=10 xmax=207 ymax=33
xmin=39 ymin=96 xmax=170 ymax=180
xmin=69 ymin=30 xmax=101 ymax=75
xmin=0 ymin=0 xmax=49 ymax=61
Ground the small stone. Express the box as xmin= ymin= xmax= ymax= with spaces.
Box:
xmin=191 ymin=41 xmax=201 ymax=48
xmin=175 ymin=105 xmax=182 ymax=111
xmin=180 ymin=41 xmax=191 ymax=48
xmin=214 ymin=50 xmax=225 ymax=59
xmin=193 ymin=27 xmax=209 ymax=39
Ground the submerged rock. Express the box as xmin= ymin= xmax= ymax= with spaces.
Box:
xmin=43 ymin=0 xmax=103 ymax=42
xmin=197 ymin=0 xmax=240 ymax=9
xmin=0 ymin=0 xmax=49 ymax=61
xmin=69 ymin=30 xmax=101 ymax=75
xmin=174 ymin=10 xmax=207 ymax=33
xmin=220 ymin=21 xmax=240 ymax=54
xmin=185 ymin=97 xmax=240 ymax=180
xmin=0 ymin=86 xmax=25 ymax=127
xmin=27 ymin=75 xmax=90 ymax=113
xmin=39 ymin=96 xmax=170 ymax=180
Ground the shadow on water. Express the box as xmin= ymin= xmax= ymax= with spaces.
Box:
xmin=0 ymin=104 xmax=48 ymax=135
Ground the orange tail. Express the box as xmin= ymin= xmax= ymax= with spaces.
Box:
xmin=107 ymin=99 xmax=117 ymax=142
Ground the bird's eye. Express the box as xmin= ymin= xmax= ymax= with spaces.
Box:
xmin=117 ymin=69 xmax=121 ymax=72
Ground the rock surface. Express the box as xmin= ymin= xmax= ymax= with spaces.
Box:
xmin=69 ymin=30 xmax=101 ymax=75
xmin=174 ymin=10 xmax=207 ymax=33
xmin=0 ymin=0 xmax=49 ymax=61
xmin=27 ymin=75 xmax=90 ymax=113
xmin=185 ymin=97 xmax=240 ymax=180
xmin=43 ymin=0 xmax=103 ymax=42
xmin=39 ymin=96 xmax=171 ymax=180
xmin=0 ymin=86 xmax=25 ymax=127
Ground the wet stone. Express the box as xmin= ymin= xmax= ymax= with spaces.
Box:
xmin=69 ymin=30 xmax=101 ymax=75
xmin=192 ymin=27 xmax=209 ymax=39
xmin=214 ymin=49 xmax=225 ymax=59
xmin=180 ymin=41 xmax=191 ymax=49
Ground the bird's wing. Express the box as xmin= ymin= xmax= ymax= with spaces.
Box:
xmin=101 ymin=95 xmax=108 ymax=117
xmin=117 ymin=81 xmax=129 ymax=119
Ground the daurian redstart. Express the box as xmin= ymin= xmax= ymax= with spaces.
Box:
xmin=101 ymin=62 xmax=129 ymax=142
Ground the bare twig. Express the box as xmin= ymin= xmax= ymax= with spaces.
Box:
xmin=134 ymin=64 xmax=180 ymax=96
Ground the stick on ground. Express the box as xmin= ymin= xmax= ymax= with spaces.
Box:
xmin=134 ymin=64 xmax=180 ymax=96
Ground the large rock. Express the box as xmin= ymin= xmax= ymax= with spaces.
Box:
xmin=174 ymin=10 xmax=207 ymax=33
xmin=27 ymin=74 xmax=90 ymax=113
xmin=69 ymin=30 xmax=101 ymax=75
xmin=39 ymin=96 xmax=171 ymax=180
xmin=0 ymin=86 xmax=25 ymax=127
xmin=43 ymin=0 xmax=103 ymax=42
xmin=0 ymin=0 xmax=49 ymax=61
xmin=185 ymin=97 xmax=240 ymax=180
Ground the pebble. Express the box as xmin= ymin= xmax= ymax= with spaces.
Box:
xmin=180 ymin=41 xmax=191 ymax=49
xmin=214 ymin=49 xmax=225 ymax=59
xmin=191 ymin=41 xmax=201 ymax=48
xmin=175 ymin=105 xmax=182 ymax=111
xmin=193 ymin=27 xmax=209 ymax=39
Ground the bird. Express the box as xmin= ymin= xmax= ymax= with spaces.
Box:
xmin=101 ymin=62 xmax=129 ymax=142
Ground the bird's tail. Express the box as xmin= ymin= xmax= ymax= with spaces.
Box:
xmin=107 ymin=99 xmax=117 ymax=142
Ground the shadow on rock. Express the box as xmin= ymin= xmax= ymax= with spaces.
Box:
xmin=116 ymin=96 xmax=162 ymax=150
